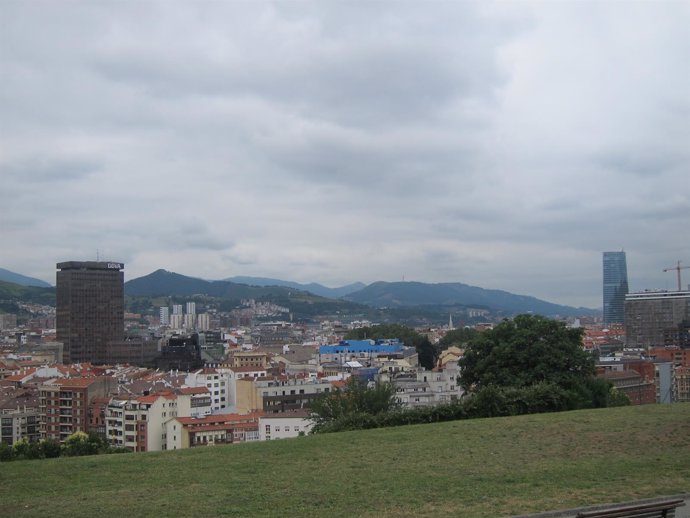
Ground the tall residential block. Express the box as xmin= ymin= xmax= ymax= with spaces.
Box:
xmin=603 ymin=251 xmax=629 ymax=325
xmin=56 ymin=261 xmax=125 ymax=364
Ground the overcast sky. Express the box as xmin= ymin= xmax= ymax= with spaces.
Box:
xmin=1 ymin=1 xmax=688 ymax=308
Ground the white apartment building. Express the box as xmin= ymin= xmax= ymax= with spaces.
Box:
xmin=259 ymin=411 xmax=313 ymax=441
xmin=159 ymin=307 xmax=170 ymax=326
xmin=387 ymin=362 xmax=463 ymax=408
xmin=170 ymin=314 xmax=183 ymax=330
xmin=197 ymin=313 xmax=210 ymax=331
xmin=105 ymin=389 xmax=212 ymax=452
xmin=184 ymin=368 xmax=229 ymax=412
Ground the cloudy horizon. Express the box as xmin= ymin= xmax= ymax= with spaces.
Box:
xmin=1 ymin=1 xmax=688 ymax=308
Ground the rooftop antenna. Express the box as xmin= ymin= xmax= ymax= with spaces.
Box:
xmin=97 ymin=249 xmax=100 ymax=261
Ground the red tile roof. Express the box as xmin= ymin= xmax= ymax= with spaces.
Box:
xmin=176 ymin=411 xmax=263 ymax=426
xmin=178 ymin=387 xmax=209 ymax=395
xmin=230 ymin=366 xmax=268 ymax=373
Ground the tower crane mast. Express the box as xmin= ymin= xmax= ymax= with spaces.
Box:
xmin=663 ymin=261 xmax=690 ymax=291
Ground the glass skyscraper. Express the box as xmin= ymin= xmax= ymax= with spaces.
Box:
xmin=603 ymin=251 xmax=629 ymax=325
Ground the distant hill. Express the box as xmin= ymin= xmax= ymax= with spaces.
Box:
xmin=0 ymin=280 xmax=55 ymax=306
xmin=125 ymin=269 xmax=300 ymax=299
xmin=124 ymin=269 xmax=365 ymax=303
xmin=124 ymin=269 xmax=370 ymax=321
xmin=124 ymin=270 xmax=597 ymax=321
xmin=344 ymin=281 xmax=597 ymax=317
xmin=0 ymin=268 xmax=52 ymax=288
xmin=225 ymin=276 xmax=366 ymax=299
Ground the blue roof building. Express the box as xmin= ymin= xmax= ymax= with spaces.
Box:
xmin=319 ymin=339 xmax=405 ymax=356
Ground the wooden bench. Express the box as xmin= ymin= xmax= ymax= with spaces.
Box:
xmin=575 ymin=498 xmax=685 ymax=518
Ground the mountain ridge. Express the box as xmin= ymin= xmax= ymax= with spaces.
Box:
xmin=0 ymin=268 xmax=52 ymax=288
xmin=344 ymin=280 xmax=597 ymax=317
xmin=224 ymin=276 xmax=365 ymax=299
xmin=2 ymin=266 xmax=597 ymax=318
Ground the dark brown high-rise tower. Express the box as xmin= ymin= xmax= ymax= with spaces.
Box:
xmin=56 ymin=261 xmax=124 ymax=364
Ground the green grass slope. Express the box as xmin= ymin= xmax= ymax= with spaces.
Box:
xmin=2 ymin=404 xmax=689 ymax=518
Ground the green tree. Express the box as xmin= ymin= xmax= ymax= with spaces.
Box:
xmin=0 ymin=441 xmax=15 ymax=462
xmin=438 ymin=327 xmax=478 ymax=350
xmin=459 ymin=315 xmax=597 ymax=403
xmin=310 ymin=377 xmax=400 ymax=432
xmin=39 ymin=438 xmax=62 ymax=458
xmin=62 ymin=431 xmax=105 ymax=457
xmin=345 ymin=324 xmax=437 ymax=369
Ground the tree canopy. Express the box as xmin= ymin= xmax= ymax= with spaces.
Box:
xmin=438 ymin=327 xmax=478 ymax=350
xmin=309 ymin=377 xmax=400 ymax=432
xmin=459 ymin=314 xmax=596 ymax=391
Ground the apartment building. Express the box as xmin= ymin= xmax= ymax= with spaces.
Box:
xmin=184 ymin=368 xmax=229 ymax=412
xmin=0 ymin=387 xmax=40 ymax=445
xmin=165 ymin=412 xmax=262 ymax=450
xmin=259 ymin=410 xmax=312 ymax=440
xmin=235 ymin=375 xmax=332 ymax=414
xmin=38 ymin=377 xmax=115 ymax=442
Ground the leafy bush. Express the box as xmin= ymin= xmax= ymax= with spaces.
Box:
xmin=0 ymin=441 xmax=15 ymax=462
xmin=312 ymin=382 xmax=602 ymax=434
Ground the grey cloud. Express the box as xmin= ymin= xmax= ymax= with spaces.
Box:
xmin=598 ymin=151 xmax=684 ymax=177
xmin=2 ymin=158 xmax=99 ymax=183
xmin=1 ymin=1 xmax=689 ymax=307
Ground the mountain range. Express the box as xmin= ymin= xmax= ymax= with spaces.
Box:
xmin=125 ymin=269 xmax=322 ymax=300
xmin=224 ymin=276 xmax=366 ymax=299
xmin=1 ymin=267 xmax=596 ymax=317
xmin=343 ymin=281 xmax=597 ymax=317
xmin=0 ymin=268 xmax=52 ymax=288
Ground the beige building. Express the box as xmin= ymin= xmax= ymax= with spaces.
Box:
xmin=235 ymin=375 xmax=332 ymax=414
xmin=165 ymin=412 xmax=262 ymax=450
xmin=674 ymin=366 xmax=690 ymax=402
xmin=105 ymin=388 xmax=212 ymax=452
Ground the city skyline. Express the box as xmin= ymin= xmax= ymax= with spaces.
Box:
xmin=1 ymin=1 xmax=688 ymax=308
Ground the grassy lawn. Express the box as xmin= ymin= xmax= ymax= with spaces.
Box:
xmin=1 ymin=404 xmax=689 ymax=517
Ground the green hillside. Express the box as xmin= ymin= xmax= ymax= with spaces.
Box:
xmin=345 ymin=281 xmax=598 ymax=317
xmin=1 ymin=404 xmax=689 ymax=517
xmin=0 ymin=280 xmax=55 ymax=306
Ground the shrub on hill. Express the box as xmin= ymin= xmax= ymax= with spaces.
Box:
xmin=1 ymin=432 xmax=130 ymax=463
xmin=311 ymin=381 xmax=601 ymax=433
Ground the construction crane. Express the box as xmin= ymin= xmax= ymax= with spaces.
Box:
xmin=663 ymin=260 xmax=690 ymax=291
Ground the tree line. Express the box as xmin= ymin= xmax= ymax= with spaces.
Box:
xmin=313 ymin=315 xmax=629 ymax=433
xmin=0 ymin=431 xmax=129 ymax=462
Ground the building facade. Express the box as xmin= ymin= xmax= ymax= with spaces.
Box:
xmin=56 ymin=261 xmax=125 ymax=364
xmin=603 ymin=251 xmax=629 ymax=326
xmin=259 ymin=411 xmax=312 ymax=440
xmin=166 ymin=412 xmax=261 ymax=450
xmin=624 ymin=291 xmax=690 ymax=347
xmin=38 ymin=377 xmax=115 ymax=443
